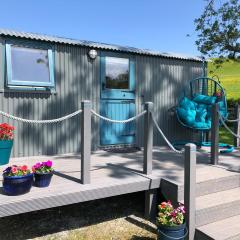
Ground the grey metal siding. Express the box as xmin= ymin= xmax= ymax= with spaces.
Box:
xmin=0 ymin=36 xmax=202 ymax=157
xmin=0 ymin=39 xmax=100 ymax=157
xmin=135 ymin=55 xmax=203 ymax=147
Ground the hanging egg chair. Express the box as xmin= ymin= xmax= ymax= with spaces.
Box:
xmin=175 ymin=76 xmax=233 ymax=153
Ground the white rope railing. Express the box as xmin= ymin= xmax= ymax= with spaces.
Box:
xmin=91 ymin=110 xmax=147 ymax=123
xmin=219 ymin=112 xmax=240 ymax=139
xmin=151 ymin=114 xmax=183 ymax=154
xmin=0 ymin=109 xmax=82 ymax=124
xmin=226 ymin=118 xmax=240 ymax=123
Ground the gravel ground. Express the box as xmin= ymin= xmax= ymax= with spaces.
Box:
xmin=0 ymin=192 xmax=158 ymax=240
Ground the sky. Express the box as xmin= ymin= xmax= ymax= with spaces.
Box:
xmin=0 ymin=0 xmax=205 ymax=56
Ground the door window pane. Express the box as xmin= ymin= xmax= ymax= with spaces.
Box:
xmin=11 ymin=46 xmax=50 ymax=84
xmin=105 ymin=57 xmax=129 ymax=89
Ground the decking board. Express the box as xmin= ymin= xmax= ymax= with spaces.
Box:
xmin=0 ymin=147 xmax=239 ymax=218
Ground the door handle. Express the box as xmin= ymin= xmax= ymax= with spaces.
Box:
xmin=121 ymin=133 xmax=136 ymax=136
xmin=121 ymin=90 xmax=135 ymax=93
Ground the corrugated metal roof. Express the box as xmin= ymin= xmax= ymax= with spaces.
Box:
xmin=0 ymin=28 xmax=203 ymax=61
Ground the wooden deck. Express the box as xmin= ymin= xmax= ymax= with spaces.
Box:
xmin=0 ymin=147 xmax=239 ymax=218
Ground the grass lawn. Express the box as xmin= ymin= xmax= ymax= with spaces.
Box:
xmin=208 ymin=59 xmax=240 ymax=100
xmin=219 ymin=126 xmax=234 ymax=146
xmin=208 ymin=59 xmax=239 ymax=145
xmin=0 ymin=192 xmax=157 ymax=240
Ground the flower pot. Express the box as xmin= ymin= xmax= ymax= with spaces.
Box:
xmin=3 ymin=173 xmax=33 ymax=196
xmin=0 ymin=140 xmax=13 ymax=165
xmin=157 ymin=222 xmax=187 ymax=240
xmin=34 ymin=172 xmax=53 ymax=187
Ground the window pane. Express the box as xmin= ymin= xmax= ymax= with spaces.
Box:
xmin=11 ymin=46 xmax=50 ymax=84
xmin=105 ymin=57 xmax=129 ymax=89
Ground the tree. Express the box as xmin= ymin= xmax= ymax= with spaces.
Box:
xmin=195 ymin=0 xmax=240 ymax=65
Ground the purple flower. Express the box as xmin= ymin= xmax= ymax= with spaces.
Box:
xmin=3 ymin=166 xmax=12 ymax=174
xmin=45 ymin=160 xmax=52 ymax=168
xmin=34 ymin=162 xmax=42 ymax=169
xmin=177 ymin=204 xmax=186 ymax=214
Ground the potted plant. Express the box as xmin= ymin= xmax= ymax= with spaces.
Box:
xmin=3 ymin=165 xmax=33 ymax=195
xmin=156 ymin=201 xmax=187 ymax=240
xmin=0 ymin=123 xmax=14 ymax=165
xmin=32 ymin=160 xmax=53 ymax=187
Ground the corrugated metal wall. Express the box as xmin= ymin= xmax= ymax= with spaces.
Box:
xmin=0 ymin=38 xmax=100 ymax=157
xmin=0 ymin=37 xmax=203 ymax=157
xmin=135 ymin=55 xmax=203 ymax=147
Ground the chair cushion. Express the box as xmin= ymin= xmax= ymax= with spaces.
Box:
xmin=177 ymin=95 xmax=223 ymax=130
xmin=179 ymin=97 xmax=196 ymax=110
xmin=196 ymin=108 xmax=207 ymax=122
xmin=193 ymin=94 xmax=217 ymax=105
xmin=193 ymin=121 xmax=210 ymax=129
xmin=177 ymin=107 xmax=196 ymax=126
xmin=196 ymin=103 xmax=208 ymax=114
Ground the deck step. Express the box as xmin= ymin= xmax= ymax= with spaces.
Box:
xmin=195 ymin=187 xmax=240 ymax=227
xmin=195 ymin=215 xmax=240 ymax=240
xmin=161 ymin=173 xmax=240 ymax=204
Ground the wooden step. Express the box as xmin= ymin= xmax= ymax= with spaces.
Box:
xmin=195 ymin=188 xmax=240 ymax=226
xmin=195 ymin=215 xmax=240 ymax=240
xmin=161 ymin=171 xmax=240 ymax=204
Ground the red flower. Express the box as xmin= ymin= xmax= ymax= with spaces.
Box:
xmin=21 ymin=165 xmax=28 ymax=171
xmin=0 ymin=123 xmax=14 ymax=140
xmin=160 ymin=202 xmax=167 ymax=208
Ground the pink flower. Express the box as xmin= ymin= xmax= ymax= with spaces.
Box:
xmin=171 ymin=209 xmax=177 ymax=218
xmin=11 ymin=167 xmax=18 ymax=174
xmin=178 ymin=204 xmax=186 ymax=214
xmin=45 ymin=160 xmax=52 ymax=168
xmin=34 ymin=163 xmax=42 ymax=169
xmin=167 ymin=200 xmax=173 ymax=208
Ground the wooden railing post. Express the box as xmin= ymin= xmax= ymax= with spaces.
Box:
xmin=184 ymin=143 xmax=196 ymax=240
xmin=81 ymin=100 xmax=91 ymax=184
xmin=234 ymin=103 xmax=240 ymax=147
xmin=143 ymin=102 xmax=153 ymax=175
xmin=211 ymin=103 xmax=219 ymax=165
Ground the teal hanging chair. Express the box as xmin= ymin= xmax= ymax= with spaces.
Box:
xmin=175 ymin=77 xmax=233 ymax=153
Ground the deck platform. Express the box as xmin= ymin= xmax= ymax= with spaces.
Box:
xmin=0 ymin=147 xmax=239 ymax=218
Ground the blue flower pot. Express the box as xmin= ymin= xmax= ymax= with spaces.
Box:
xmin=34 ymin=172 xmax=53 ymax=187
xmin=3 ymin=173 xmax=33 ymax=196
xmin=157 ymin=222 xmax=187 ymax=240
xmin=0 ymin=140 xmax=13 ymax=165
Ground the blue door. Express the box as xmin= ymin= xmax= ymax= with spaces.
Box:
xmin=100 ymin=52 xmax=136 ymax=145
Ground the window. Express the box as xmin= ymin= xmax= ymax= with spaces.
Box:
xmin=6 ymin=42 xmax=54 ymax=88
xmin=105 ymin=57 xmax=129 ymax=89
